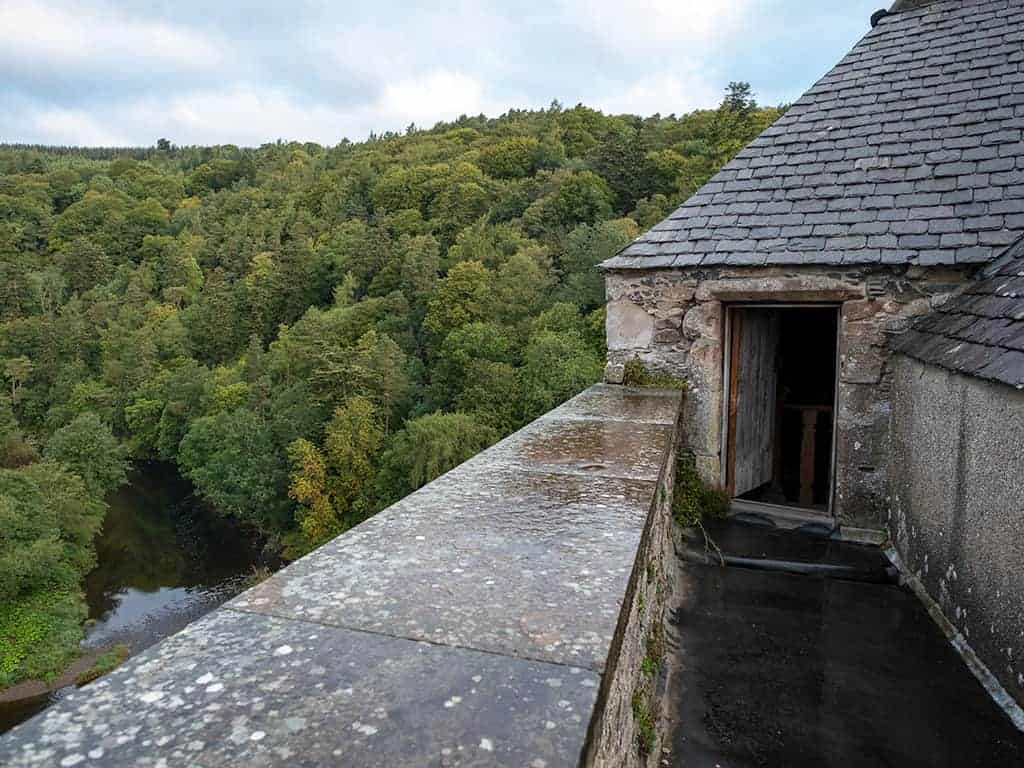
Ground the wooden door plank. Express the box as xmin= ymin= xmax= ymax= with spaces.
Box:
xmin=725 ymin=310 xmax=743 ymax=496
xmin=732 ymin=309 xmax=780 ymax=496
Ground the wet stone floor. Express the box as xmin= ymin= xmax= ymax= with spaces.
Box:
xmin=667 ymin=518 xmax=1024 ymax=768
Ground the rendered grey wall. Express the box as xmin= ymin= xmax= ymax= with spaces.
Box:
xmin=889 ymin=355 xmax=1024 ymax=704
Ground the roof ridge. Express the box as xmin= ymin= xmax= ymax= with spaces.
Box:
xmin=888 ymin=0 xmax=980 ymax=11
xmin=888 ymin=0 xmax=949 ymax=11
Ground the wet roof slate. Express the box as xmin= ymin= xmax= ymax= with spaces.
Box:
xmin=893 ymin=234 xmax=1024 ymax=387
xmin=606 ymin=0 xmax=1024 ymax=270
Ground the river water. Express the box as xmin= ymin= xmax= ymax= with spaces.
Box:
xmin=0 ymin=465 xmax=264 ymax=733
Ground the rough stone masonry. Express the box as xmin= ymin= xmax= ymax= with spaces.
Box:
xmin=603 ymin=263 xmax=972 ymax=527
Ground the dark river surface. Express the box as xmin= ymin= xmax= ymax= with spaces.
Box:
xmin=0 ymin=465 xmax=264 ymax=733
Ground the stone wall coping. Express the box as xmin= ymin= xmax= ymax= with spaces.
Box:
xmin=0 ymin=384 xmax=683 ymax=768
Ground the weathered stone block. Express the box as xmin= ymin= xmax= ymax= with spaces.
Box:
xmin=695 ymin=274 xmax=863 ymax=303
xmin=682 ymin=303 xmax=720 ymax=341
xmin=687 ymin=337 xmax=721 ymax=381
xmin=840 ymin=346 xmax=885 ymax=384
xmin=844 ymin=318 xmax=886 ymax=347
xmin=842 ymin=298 xmax=881 ymax=322
xmin=607 ymin=300 xmax=655 ymax=351
xmin=605 ymin=362 xmax=625 ymax=384
xmin=693 ymin=453 xmax=721 ymax=487
xmin=835 ymin=418 xmax=889 ymax=470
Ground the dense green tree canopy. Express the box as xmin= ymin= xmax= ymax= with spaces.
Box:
xmin=0 ymin=86 xmax=782 ymax=559
xmin=43 ymin=412 xmax=128 ymax=497
xmin=0 ymin=89 xmax=781 ymax=682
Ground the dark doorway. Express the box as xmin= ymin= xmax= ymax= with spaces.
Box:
xmin=725 ymin=306 xmax=838 ymax=514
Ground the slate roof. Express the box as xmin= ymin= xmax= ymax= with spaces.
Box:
xmin=893 ymin=234 xmax=1024 ymax=387
xmin=605 ymin=0 xmax=1024 ymax=270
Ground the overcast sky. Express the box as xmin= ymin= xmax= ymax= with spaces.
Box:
xmin=0 ymin=1 xmax=883 ymax=147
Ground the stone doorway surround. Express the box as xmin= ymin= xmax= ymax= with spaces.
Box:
xmin=604 ymin=265 xmax=972 ymax=527
xmin=723 ymin=303 xmax=839 ymax=515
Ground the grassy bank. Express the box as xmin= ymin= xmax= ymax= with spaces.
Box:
xmin=0 ymin=590 xmax=87 ymax=688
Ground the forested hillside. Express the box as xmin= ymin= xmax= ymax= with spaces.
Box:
xmin=0 ymin=85 xmax=781 ymax=684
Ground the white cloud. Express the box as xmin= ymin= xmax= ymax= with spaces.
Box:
xmin=377 ymin=70 xmax=512 ymax=129
xmin=10 ymin=70 xmax=511 ymax=146
xmin=0 ymin=0 xmax=873 ymax=146
xmin=127 ymin=89 xmax=387 ymax=147
xmin=594 ymin=69 xmax=723 ymax=117
xmin=14 ymin=103 xmax=132 ymax=146
xmin=564 ymin=0 xmax=755 ymax=48
xmin=0 ymin=0 xmax=226 ymax=76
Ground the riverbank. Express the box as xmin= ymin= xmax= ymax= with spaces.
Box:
xmin=1 ymin=465 xmax=266 ymax=733
xmin=0 ymin=643 xmax=129 ymax=734
xmin=0 ymin=644 xmax=128 ymax=704
xmin=0 ymin=590 xmax=87 ymax=693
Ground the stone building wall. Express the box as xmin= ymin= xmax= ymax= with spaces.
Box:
xmin=889 ymin=355 xmax=1024 ymax=707
xmin=603 ymin=264 xmax=972 ymax=526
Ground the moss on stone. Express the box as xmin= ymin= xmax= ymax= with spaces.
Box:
xmin=631 ymin=690 xmax=657 ymax=754
xmin=672 ymin=451 xmax=730 ymax=527
xmin=622 ymin=356 xmax=687 ymax=390
xmin=640 ymin=614 xmax=664 ymax=680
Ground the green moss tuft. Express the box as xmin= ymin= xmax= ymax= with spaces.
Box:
xmin=640 ymin=654 xmax=658 ymax=678
xmin=672 ymin=451 xmax=730 ymax=527
xmin=643 ymin=627 xmax=664 ymax=675
xmin=632 ymin=619 xmax=665 ymax=754
xmin=632 ymin=690 xmax=657 ymax=754
xmin=622 ymin=356 xmax=687 ymax=390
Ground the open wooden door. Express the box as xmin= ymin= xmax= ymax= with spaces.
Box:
xmin=727 ymin=308 xmax=781 ymax=496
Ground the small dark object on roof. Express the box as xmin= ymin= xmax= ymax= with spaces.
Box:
xmin=870 ymin=9 xmax=891 ymax=27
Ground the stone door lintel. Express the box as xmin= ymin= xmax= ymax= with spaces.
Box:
xmin=696 ymin=276 xmax=865 ymax=303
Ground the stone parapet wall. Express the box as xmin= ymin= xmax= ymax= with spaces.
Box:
xmin=889 ymin=355 xmax=1024 ymax=706
xmin=604 ymin=264 xmax=971 ymax=526
xmin=586 ymin=410 xmax=678 ymax=768
xmin=0 ymin=384 xmax=684 ymax=768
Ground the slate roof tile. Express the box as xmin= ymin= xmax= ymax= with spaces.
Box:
xmin=893 ymin=234 xmax=1024 ymax=388
xmin=605 ymin=0 xmax=1024 ymax=270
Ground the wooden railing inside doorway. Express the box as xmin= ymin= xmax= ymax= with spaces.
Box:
xmin=782 ymin=403 xmax=832 ymax=507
